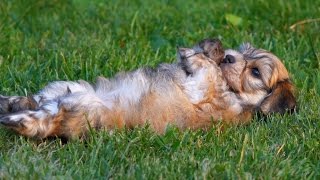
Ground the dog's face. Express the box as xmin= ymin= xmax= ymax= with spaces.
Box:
xmin=220 ymin=43 xmax=296 ymax=114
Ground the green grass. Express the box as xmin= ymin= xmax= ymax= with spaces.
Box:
xmin=0 ymin=0 xmax=319 ymax=179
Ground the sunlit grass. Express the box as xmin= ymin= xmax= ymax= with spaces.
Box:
xmin=0 ymin=0 xmax=319 ymax=178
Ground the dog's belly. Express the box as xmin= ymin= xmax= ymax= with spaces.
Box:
xmin=95 ymin=70 xmax=151 ymax=109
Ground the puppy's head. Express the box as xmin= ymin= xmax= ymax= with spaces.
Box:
xmin=220 ymin=43 xmax=296 ymax=114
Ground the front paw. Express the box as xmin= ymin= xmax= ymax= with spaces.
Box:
xmin=198 ymin=38 xmax=225 ymax=65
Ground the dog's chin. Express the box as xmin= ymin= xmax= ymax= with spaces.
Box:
xmin=219 ymin=65 xmax=239 ymax=93
xmin=221 ymin=77 xmax=236 ymax=93
xmin=227 ymin=84 xmax=240 ymax=94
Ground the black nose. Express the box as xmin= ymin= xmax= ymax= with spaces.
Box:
xmin=223 ymin=55 xmax=236 ymax=63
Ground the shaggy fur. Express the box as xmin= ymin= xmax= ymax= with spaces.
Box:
xmin=0 ymin=39 xmax=296 ymax=139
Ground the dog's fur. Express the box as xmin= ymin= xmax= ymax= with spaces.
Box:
xmin=0 ymin=39 xmax=296 ymax=139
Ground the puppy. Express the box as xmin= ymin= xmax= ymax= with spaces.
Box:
xmin=221 ymin=43 xmax=296 ymax=115
xmin=0 ymin=39 xmax=296 ymax=139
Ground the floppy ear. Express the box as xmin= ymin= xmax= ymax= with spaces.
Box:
xmin=198 ymin=38 xmax=224 ymax=64
xmin=260 ymin=80 xmax=297 ymax=114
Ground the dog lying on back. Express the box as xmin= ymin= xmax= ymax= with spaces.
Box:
xmin=0 ymin=39 xmax=296 ymax=139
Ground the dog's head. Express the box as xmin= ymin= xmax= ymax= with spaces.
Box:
xmin=220 ymin=43 xmax=296 ymax=114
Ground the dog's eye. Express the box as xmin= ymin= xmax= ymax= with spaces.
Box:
xmin=251 ymin=68 xmax=260 ymax=78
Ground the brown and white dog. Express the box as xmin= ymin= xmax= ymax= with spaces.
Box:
xmin=0 ymin=39 xmax=296 ymax=139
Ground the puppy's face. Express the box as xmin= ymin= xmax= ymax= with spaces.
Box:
xmin=220 ymin=43 xmax=296 ymax=114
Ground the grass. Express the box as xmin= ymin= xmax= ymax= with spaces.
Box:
xmin=0 ymin=0 xmax=319 ymax=179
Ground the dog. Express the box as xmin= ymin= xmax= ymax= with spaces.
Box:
xmin=0 ymin=39 xmax=296 ymax=139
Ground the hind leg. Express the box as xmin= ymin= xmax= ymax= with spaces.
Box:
xmin=0 ymin=91 xmax=120 ymax=139
xmin=0 ymin=80 xmax=94 ymax=114
xmin=0 ymin=80 xmax=106 ymax=138
xmin=0 ymin=95 xmax=39 ymax=114
xmin=0 ymin=100 xmax=60 ymax=138
xmin=0 ymin=96 xmax=89 ymax=139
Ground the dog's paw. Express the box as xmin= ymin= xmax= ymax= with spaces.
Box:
xmin=0 ymin=113 xmax=30 ymax=128
xmin=0 ymin=95 xmax=38 ymax=114
xmin=0 ymin=111 xmax=41 ymax=137
xmin=0 ymin=96 xmax=11 ymax=114
xmin=198 ymin=38 xmax=225 ymax=65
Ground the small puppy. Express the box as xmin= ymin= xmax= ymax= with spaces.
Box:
xmin=0 ymin=39 xmax=296 ymax=139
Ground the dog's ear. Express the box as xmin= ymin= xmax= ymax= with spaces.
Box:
xmin=239 ymin=43 xmax=255 ymax=54
xmin=198 ymin=38 xmax=224 ymax=63
xmin=260 ymin=80 xmax=297 ymax=114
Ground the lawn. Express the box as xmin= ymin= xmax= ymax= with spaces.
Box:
xmin=0 ymin=0 xmax=319 ymax=179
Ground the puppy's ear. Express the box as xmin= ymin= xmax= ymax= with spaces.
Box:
xmin=239 ymin=43 xmax=255 ymax=54
xmin=198 ymin=38 xmax=224 ymax=63
xmin=260 ymin=80 xmax=297 ymax=114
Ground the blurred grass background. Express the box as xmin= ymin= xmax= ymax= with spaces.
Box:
xmin=0 ymin=0 xmax=319 ymax=179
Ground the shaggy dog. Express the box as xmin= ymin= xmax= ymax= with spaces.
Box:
xmin=0 ymin=39 xmax=296 ymax=139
